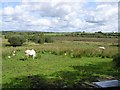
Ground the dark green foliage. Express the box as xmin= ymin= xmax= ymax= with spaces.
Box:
xmin=45 ymin=37 xmax=53 ymax=43
xmin=38 ymin=38 xmax=45 ymax=44
xmin=113 ymin=53 xmax=120 ymax=68
xmin=30 ymin=33 xmax=54 ymax=44
xmin=4 ymin=33 xmax=16 ymax=39
xmin=31 ymin=34 xmax=45 ymax=44
xmin=2 ymin=31 xmax=119 ymax=39
xmin=8 ymin=35 xmax=26 ymax=47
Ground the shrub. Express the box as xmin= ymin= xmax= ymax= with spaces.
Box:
xmin=38 ymin=38 xmax=45 ymax=44
xmin=29 ymin=33 xmax=54 ymax=44
xmin=31 ymin=34 xmax=45 ymax=44
xmin=45 ymin=37 xmax=54 ymax=43
xmin=8 ymin=35 xmax=26 ymax=47
xmin=4 ymin=33 xmax=14 ymax=39
xmin=113 ymin=53 xmax=120 ymax=68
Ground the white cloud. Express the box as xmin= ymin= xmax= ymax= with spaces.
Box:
xmin=14 ymin=5 xmax=26 ymax=15
xmin=30 ymin=19 xmax=52 ymax=26
xmin=3 ymin=7 xmax=14 ymax=15
xmin=94 ymin=0 xmax=119 ymax=2
xmin=69 ymin=19 xmax=85 ymax=28
xmin=55 ymin=4 xmax=72 ymax=16
xmin=1 ymin=1 xmax=118 ymax=32
xmin=0 ymin=0 xmax=21 ymax=2
xmin=0 ymin=9 xmax=2 ymax=16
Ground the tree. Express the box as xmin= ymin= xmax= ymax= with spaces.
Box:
xmin=8 ymin=35 xmax=26 ymax=47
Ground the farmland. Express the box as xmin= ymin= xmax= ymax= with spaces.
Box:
xmin=1 ymin=32 xmax=120 ymax=89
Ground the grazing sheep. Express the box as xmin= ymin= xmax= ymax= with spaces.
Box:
xmin=99 ymin=46 xmax=105 ymax=50
xmin=98 ymin=47 xmax=105 ymax=54
xmin=8 ymin=50 xmax=16 ymax=58
xmin=12 ymin=50 xmax=16 ymax=56
xmin=64 ymin=53 xmax=67 ymax=56
xmin=25 ymin=49 xmax=36 ymax=59
xmin=8 ymin=56 xmax=11 ymax=58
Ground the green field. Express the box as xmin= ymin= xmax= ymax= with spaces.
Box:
xmin=2 ymin=53 xmax=119 ymax=88
xmin=2 ymin=34 xmax=120 ymax=88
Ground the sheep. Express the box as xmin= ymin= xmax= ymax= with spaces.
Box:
xmin=8 ymin=56 xmax=11 ymax=58
xmin=98 ymin=46 xmax=105 ymax=54
xmin=25 ymin=49 xmax=36 ymax=59
xmin=12 ymin=50 xmax=16 ymax=56
xmin=99 ymin=46 xmax=105 ymax=50
xmin=64 ymin=53 xmax=67 ymax=56
xmin=7 ymin=50 xmax=16 ymax=58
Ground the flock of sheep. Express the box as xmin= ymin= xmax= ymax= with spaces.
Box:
xmin=7 ymin=46 xmax=105 ymax=60
xmin=8 ymin=49 xmax=37 ymax=59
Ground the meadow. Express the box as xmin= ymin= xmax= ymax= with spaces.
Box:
xmin=2 ymin=33 xmax=120 ymax=89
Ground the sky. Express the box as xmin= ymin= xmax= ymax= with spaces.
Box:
xmin=0 ymin=0 xmax=119 ymax=32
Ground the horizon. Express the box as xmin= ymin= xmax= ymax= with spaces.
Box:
xmin=1 ymin=30 xmax=119 ymax=33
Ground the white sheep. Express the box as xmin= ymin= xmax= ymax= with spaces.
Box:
xmin=25 ymin=49 xmax=36 ymax=59
xmin=99 ymin=46 xmax=105 ymax=50
xmin=64 ymin=53 xmax=67 ymax=56
xmin=8 ymin=50 xmax=16 ymax=59
xmin=8 ymin=56 xmax=11 ymax=58
xmin=12 ymin=50 xmax=16 ymax=56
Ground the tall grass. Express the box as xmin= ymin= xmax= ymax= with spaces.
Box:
xmin=2 ymin=40 xmax=118 ymax=59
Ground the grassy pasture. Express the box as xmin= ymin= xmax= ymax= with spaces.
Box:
xmin=2 ymin=36 xmax=120 ymax=88
xmin=2 ymin=53 xmax=120 ymax=88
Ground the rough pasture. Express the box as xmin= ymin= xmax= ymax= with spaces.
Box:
xmin=2 ymin=40 xmax=118 ymax=59
xmin=2 ymin=51 xmax=120 ymax=88
xmin=2 ymin=36 xmax=120 ymax=88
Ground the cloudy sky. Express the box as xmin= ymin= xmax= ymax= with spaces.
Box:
xmin=0 ymin=0 xmax=119 ymax=32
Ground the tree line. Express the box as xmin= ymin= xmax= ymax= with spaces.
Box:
xmin=3 ymin=32 xmax=53 ymax=47
xmin=2 ymin=31 xmax=120 ymax=47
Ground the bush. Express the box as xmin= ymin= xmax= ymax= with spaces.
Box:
xmin=31 ymin=34 xmax=45 ymax=44
xmin=38 ymin=37 xmax=45 ymax=44
xmin=30 ymin=34 xmax=54 ymax=44
xmin=4 ymin=33 xmax=14 ymax=39
xmin=113 ymin=53 xmax=120 ymax=68
xmin=45 ymin=37 xmax=54 ymax=43
xmin=8 ymin=35 xmax=26 ymax=47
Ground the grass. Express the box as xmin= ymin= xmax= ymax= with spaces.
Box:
xmin=2 ymin=40 xmax=118 ymax=59
xmin=2 ymin=52 xmax=120 ymax=88
xmin=2 ymin=37 xmax=120 ymax=88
